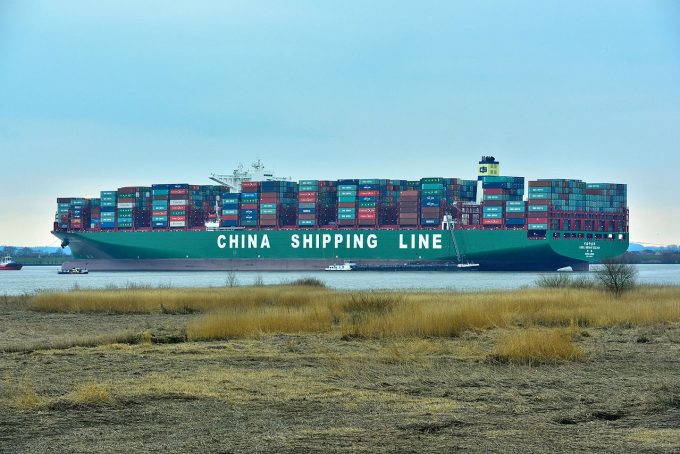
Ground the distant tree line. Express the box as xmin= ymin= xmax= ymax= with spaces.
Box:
xmin=623 ymin=250 xmax=680 ymax=265
xmin=0 ymin=246 xmax=70 ymax=257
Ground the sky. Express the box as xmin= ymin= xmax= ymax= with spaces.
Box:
xmin=0 ymin=1 xmax=679 ymax=246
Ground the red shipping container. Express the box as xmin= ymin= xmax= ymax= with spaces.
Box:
xmin=528 ymin=199 xmax=549 ymax=205
xmin=483 ymin=200 xmax=504 ymax=206
xmin=484 ymin=188 xmax=505 ymax=195
xmin=240 ymin=204 xmax=258 ymax=209
xmin=260 ymin=192 xmax=278 ymax=198
xmin=358 ymin=190 xmax=379 ymax=196
xmin=241 ymin=182 xmax=260 ymax=189
xmin=338 ymin=202 xmax=355 ymax=208
xmin=298 ymin=197 xmax=316 ymax=203
xmin=260 ymin=214 xmax=277 ymax=220
xmin=170 ymin=189 xmax=188 ymax=195
xmin=529 ymin=181 xmax=551 ymax=187
xmin=170 ymin=216 xmax=186 ymax=222
xmin=220 ymin=215 xmax=238 ymax=221
xmin=152 ymin=210 xmax=168 ymax=216
xmin=358 ymin=213 xmax=376 ymax=220
xmin=482 ymin=218 xmax=503 ymax=225
xmin=298 ymin=214 xmax=316 ymax=220
xmin=527 ymin=217 xmax=549 ymax=224
xmin=358 ymin=208 xmax=376 ymax=214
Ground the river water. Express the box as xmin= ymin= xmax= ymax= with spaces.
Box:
xmin=1 ymin=265 xmax=679 ymax=296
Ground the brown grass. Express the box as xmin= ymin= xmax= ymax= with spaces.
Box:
xmin=493 ymin=328 xmax=585 ymax=364
xmin=6 ymin=379 xmax=112 ymax=410
xmin=30 ymin=286 xmax=680 ymax=340
xmin=63 ymin=381 xmax=112 ymax=407
xmin=29 ymin=285 xmax=330 ymax=314
xmin=1 ymin=330 xmax=150 ymax=353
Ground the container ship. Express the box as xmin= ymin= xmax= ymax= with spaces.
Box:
xmin=52 ymin=157 xmax=629 ymax=272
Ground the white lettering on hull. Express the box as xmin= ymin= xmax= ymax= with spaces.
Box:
xmin=217 ymin=234 xmax=271 ymax=249
xmin=219 ymin=233 xmax=441 ymax=250
xmin=399 ymin=234 xmax=443 ymax=250
xmin=290 ymin=233 xmax=379 ymax=249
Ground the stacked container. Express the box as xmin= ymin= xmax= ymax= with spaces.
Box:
xmin=445 ymin=178 xmax=477 ymax=204
xmin=187 ymin=185 xmax=226 ymax=228
xmin=151 ymin=185 xmax=170 ymax=229
xmin=68 ymin=198 xmax=89 ymax=231
xmin=337 ymin=180 xmax=358 ymax=227
xmin=504 ymin=200 xmax=526 ymax=228
xmin=100 ymin=191 xmax=116 ymax=229
xmin=90 ymin=198 xmax=101 ymax=230
xmin=221 ymin=192 xmax=240 ymax=227
xmin=116 ymin=188 xmax=135 ymax=229
xmin=379 ymin=180 xmax=405 ymax=226
xmin=398 ymin=190 xmax=420 ymax=226
xmin=420 ymin=178 xmax=445 ymax=227
xmin=298 ymin=180 xmax=338 ymax=227
xmin=481 ymin=176 xmax=525 ymax=227
xmin=259 ymin=181 xmax=298 ymax=227
xmin=135 ymin=187 xmax=152 ymax=228
xmin=298 ymin=180 xmax=319 ymax=227
xmin=527 ymin=181 xmax=550 ymax=230
xmin=357 ymin=179 xmax=383 ymax=227
xmin=168 ymin=184 xmax=189 ymax=229
xmin=240 ymin=181 xmax=260 ymax=227
xmin=459 ymin=203 xmax=481 ymax=226
xmin=56 ymin=198 xmax=71 ymax=230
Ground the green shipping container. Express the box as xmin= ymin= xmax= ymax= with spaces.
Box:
xmin=529 ymin=223 xmax=549 ymax=230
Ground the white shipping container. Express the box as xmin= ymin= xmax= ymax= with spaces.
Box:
xmin=117 ymin=202 xmax=134 ymax=209
xmin=169 ymin=199 xmax=188 ymax=206
xmin=169 ymin=221 xmax=186 ymax=227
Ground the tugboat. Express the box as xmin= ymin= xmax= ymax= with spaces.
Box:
xmin=0 ymin=256 xmax=23 ymax=271
xmin=58 ymin=267 xmax=89 ymax=275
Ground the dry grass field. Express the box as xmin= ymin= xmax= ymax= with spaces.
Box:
xmin=1 ymin=285 xmax=680 ymax=453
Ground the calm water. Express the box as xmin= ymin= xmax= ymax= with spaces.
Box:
xmin=1 ymin=265 xmax=679 ymax=296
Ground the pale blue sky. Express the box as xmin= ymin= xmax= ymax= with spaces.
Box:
xmin=1 ymin=1 xmax=679 ymax=245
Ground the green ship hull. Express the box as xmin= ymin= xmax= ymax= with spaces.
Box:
xmin=52 ymin=228 xmax=628 ymax=271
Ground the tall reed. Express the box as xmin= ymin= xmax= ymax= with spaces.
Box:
xmin=30 ymin=285 xmax=680 ymax=340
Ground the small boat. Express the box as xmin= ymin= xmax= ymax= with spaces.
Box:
xmin=0 ymin=256 xmax=23 ymax=271
xmin=325 ymin=262 xmax=355 ymax=271
xmin=58 ymin=267 xmax=89 ymax=275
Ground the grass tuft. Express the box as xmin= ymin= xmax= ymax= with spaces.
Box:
xmin=493 ymin=328 xmax=584 ymax=364
xmin=11 ymin=382 xmax=49 ymax=410
xmin=285 ymin=277 xmax=326 ymax=287
xmin=535 ymin=274 xmax=597 ymax=289
xmin=61 ymin=381 xmax=112 ymax=407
